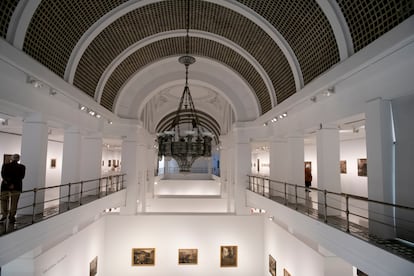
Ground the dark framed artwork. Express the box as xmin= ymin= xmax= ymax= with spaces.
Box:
xmin=3 ymin=154 xmax=12 ymax=165
xmin=108 ymin=159 xmax=111 ymax=167
xmin=220 ymin=245 xmax=238 ymax=267
xmin=132 ymin=248 xmax=155 ymax=266
xmin=340 ymin=160 xmax=347 ymax=174
xmin=304 ymin=161 xmax=311 ymax=171
xmin=178 ymin=248 xmax=198 ymax=265
xmin=269 ymin=254 xmax=276 ymax=276
xmin=357 ymin=158 xmax=367 ymax=176
xmin=50 ymin=158 xmax=56 ymax=168
xmin=284 ymin=268 xmax=292 ymax=276
xmin=89 ymin=256 xmax=98 ymax=276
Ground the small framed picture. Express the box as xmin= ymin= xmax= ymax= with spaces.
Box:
xmin=178 ymin=248 xmax=198 ymax=265
xmin=89 ymin=256 xmax=98 ymax=276
xmin=220 ymin=245 xmax=237 ymax=267
xmin=269 ymin=254 xmax=276 ymax=276
xmin=284 ymin=268 xmax=292 ymax=276
xmin=132 ymin=248 xmax=155 ymax=266
xmin=50 ymin=158 xmax=57 ymax=168
xmin=340 ymin=160 xmax=347 ymax=174
xmin=357 ymin=158 xmax=367 ymax=176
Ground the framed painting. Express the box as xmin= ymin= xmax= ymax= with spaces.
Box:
xmin=178 ymin=248 xmax=198 ymax=265
xmin=269 ymin=254 xmax=276 ymax=276
xmin=89 ymin=256 xmax=97 ymax=276
xmin=340 ymin=160 xmax=347 ymax=174
xmin=220 ymin=245 xmax=237 ymax=267
xmin=357 ymin=158 xmax=367 ymax=176
xmin=3 ymin=154 xmax=12 ymax=165
xmin=284 ymin=268 xmax=291 ymax=276
xmin=108 ymin=159 xmax=111 ymax=167
xmin=50 ymin=158 xmax=57 ymax=168
xmin=132 ymin=248 xmax=155 ymax=266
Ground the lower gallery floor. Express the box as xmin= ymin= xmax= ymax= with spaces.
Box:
xmin=2 ymin=214 xmax=357 ymax=276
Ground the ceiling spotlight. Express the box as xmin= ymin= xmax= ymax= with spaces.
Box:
xmin=89 ymin=110 xmax=95 ymax=116
xmin=49 ymin=89 xmax=58 ymax=96
xmin=95 ymin=114 xmax=101 ymax=118
xmin=268 ymin=216 xmax=274 ymax=221
xmin=282 ymin=112 xmax=287 ymax=117
xmin=108 ymin=120 xmax=113 ymax=124
xmin=79 ymin=104 xmax=87 ymax=111
xmin=310 ymin=96 xmax=317 ymax=102
xmin=279 ymin=114 xmax=283 ymax=119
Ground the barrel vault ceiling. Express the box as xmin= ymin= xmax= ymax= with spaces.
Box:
xmin=1 ymin=0 xmax=413 ymax=135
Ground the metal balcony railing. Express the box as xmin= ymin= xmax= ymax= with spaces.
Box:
xmin=247 ymin=175 xmax=414 ymax=262
xmin=1 ymin=174 xmax=126 ymax=236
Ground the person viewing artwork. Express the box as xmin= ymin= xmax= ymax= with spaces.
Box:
xmin=304 ymin=162 xmax=312 ymax=192
xmin=1 ymin=154 xmax=26 ymax=223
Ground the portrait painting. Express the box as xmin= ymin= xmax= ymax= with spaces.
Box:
xmin=89 ymin=256 xmax=97 ymax=276
xmin=340 ymin=160 xmax=347 ymax=174
xmin=357 ymin=158 xmax=367 ymax=176
xmin=220 ymin=245 xmax=238 ymax=267
xmin=269 ymin=254 xmax=276 ymax=276
xmin=50 ymin=158 xmax=56 ymax=168
xmin=132 ymin=248 xmax=155 ymax=266
xmin=284 ymin=268 xmax=292 ymax=276
xmin=178 ymin=248 xmax=198 ymax=265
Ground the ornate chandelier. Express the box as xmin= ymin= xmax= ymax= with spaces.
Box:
xmin=156 ymin=0 xmax=213 ymax=173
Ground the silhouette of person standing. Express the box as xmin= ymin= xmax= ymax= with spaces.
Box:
xmin=305 ymin=165 xmax=312 ymax=192
xmin=1 ymin=154 xmax=26 ymax=223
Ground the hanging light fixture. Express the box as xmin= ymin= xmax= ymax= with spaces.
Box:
xmin=156 ymin=0 xmax=213 ymax=173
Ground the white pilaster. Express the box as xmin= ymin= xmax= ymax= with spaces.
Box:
xmin=287 ymin=135 xmax=305 ymax=203
xmin=269 ymin=138 xmax=288 ymax=199
xmin=120 ymin=131 xmax=139 ymax=215
xmin=316 ymin=126 xmax=341 ymax=216
xmin=60 ymin=127 xmax=81 ymax=201
xmin=365 ymin=98 xmax=395 ymax=239
xmin=20 ymin=113 xmax=48 ymax=214
xmin=80 ymin=133 xmax=103 ymax=196
xmin=233 ymin=129 xmax=251 ymax=215
xmin=136 ymin=130 xmax=147 ymax=213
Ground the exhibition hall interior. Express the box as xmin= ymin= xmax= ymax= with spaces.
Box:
xmin=0 ymin=1 xmax=413 ymax=275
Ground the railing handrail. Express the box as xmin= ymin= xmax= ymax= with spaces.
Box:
xmin=20 ymin=173 xmax=126 ymax=194
xmin=247 ymin=174 xmax=414 ymax=211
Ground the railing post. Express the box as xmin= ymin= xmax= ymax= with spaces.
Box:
xmin=106 ymin=176 xmax=109 ymax=195
xmin=284 ymin=182 xmax=287 ymax=205
xmin=345 ymin=194 xmax=350 ymax=233
xmin=324 ymin=189 xmax=328 ymax=223
xmin=80 ymin=181 xmax=84 ymax=205
xmin=31 ymin=188 xmax=38 ymax=223
xmin=98 ymin=178 xmax=101 ymax=198
xmin=67 ymin=183 xmax=71 ymax=210
xmin=262 ymin=178 xmax=265 ymax=196
xmin=295 ymin=185 xmax=298 ymax=210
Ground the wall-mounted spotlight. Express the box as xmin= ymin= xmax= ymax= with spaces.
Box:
xmin=107 ymin=120 xmax=113 ymax=124
xmin=79 ymin=104 xmax=87 ymax=111
xmin=0 ymin=118 xmax=8 ymax=126
xmin=322 ymin=87 xmax=335 ymax=97
xmin=49 ymin=88 xmax=58 ymax=96
xmin=27 ymin=76 xmax=44 ymax=88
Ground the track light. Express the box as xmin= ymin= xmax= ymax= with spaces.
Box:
xmin=27 ymin=76 xmax=44 ymax=88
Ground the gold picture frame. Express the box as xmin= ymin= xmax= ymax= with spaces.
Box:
xmin=132 ymin=248 xmax=155 ymax=266
xmin=89 ymin=256 xmax=98 ymax=276
xmin=178 ymin=248 xmax=198 ymax=265
xmin=269 ymin=254 xmax=276 ymax=276
xmin=358 ymin=158 xmax=367 ymax=176
xmin=340 ymin=160 xmax=347 ymax=174
xmin=284 ymin=268 xmax=292 ymax=276
xmin=220 ymin=245 xmax=238 ymax=267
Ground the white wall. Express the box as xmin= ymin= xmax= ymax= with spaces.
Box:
xmin=264 ymin=218 xmax=325 ymax=276
xmin=2 ymin=217 xmax=106 ymax=276
xmin=0 ymin=132 xmax=22 ymax=162
xmin=103 ymin=215 xmax=264 ymax=276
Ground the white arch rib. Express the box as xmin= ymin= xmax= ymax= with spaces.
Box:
xmin=64 ymin=0 xmax=304 ymax=105
xmin=95 ymin=29 xmax=276 ymax=108
xmin=315 ymin=0 xmax=354 ymax=60
xmin=7 ymin=0 xmax=41 ymax=49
